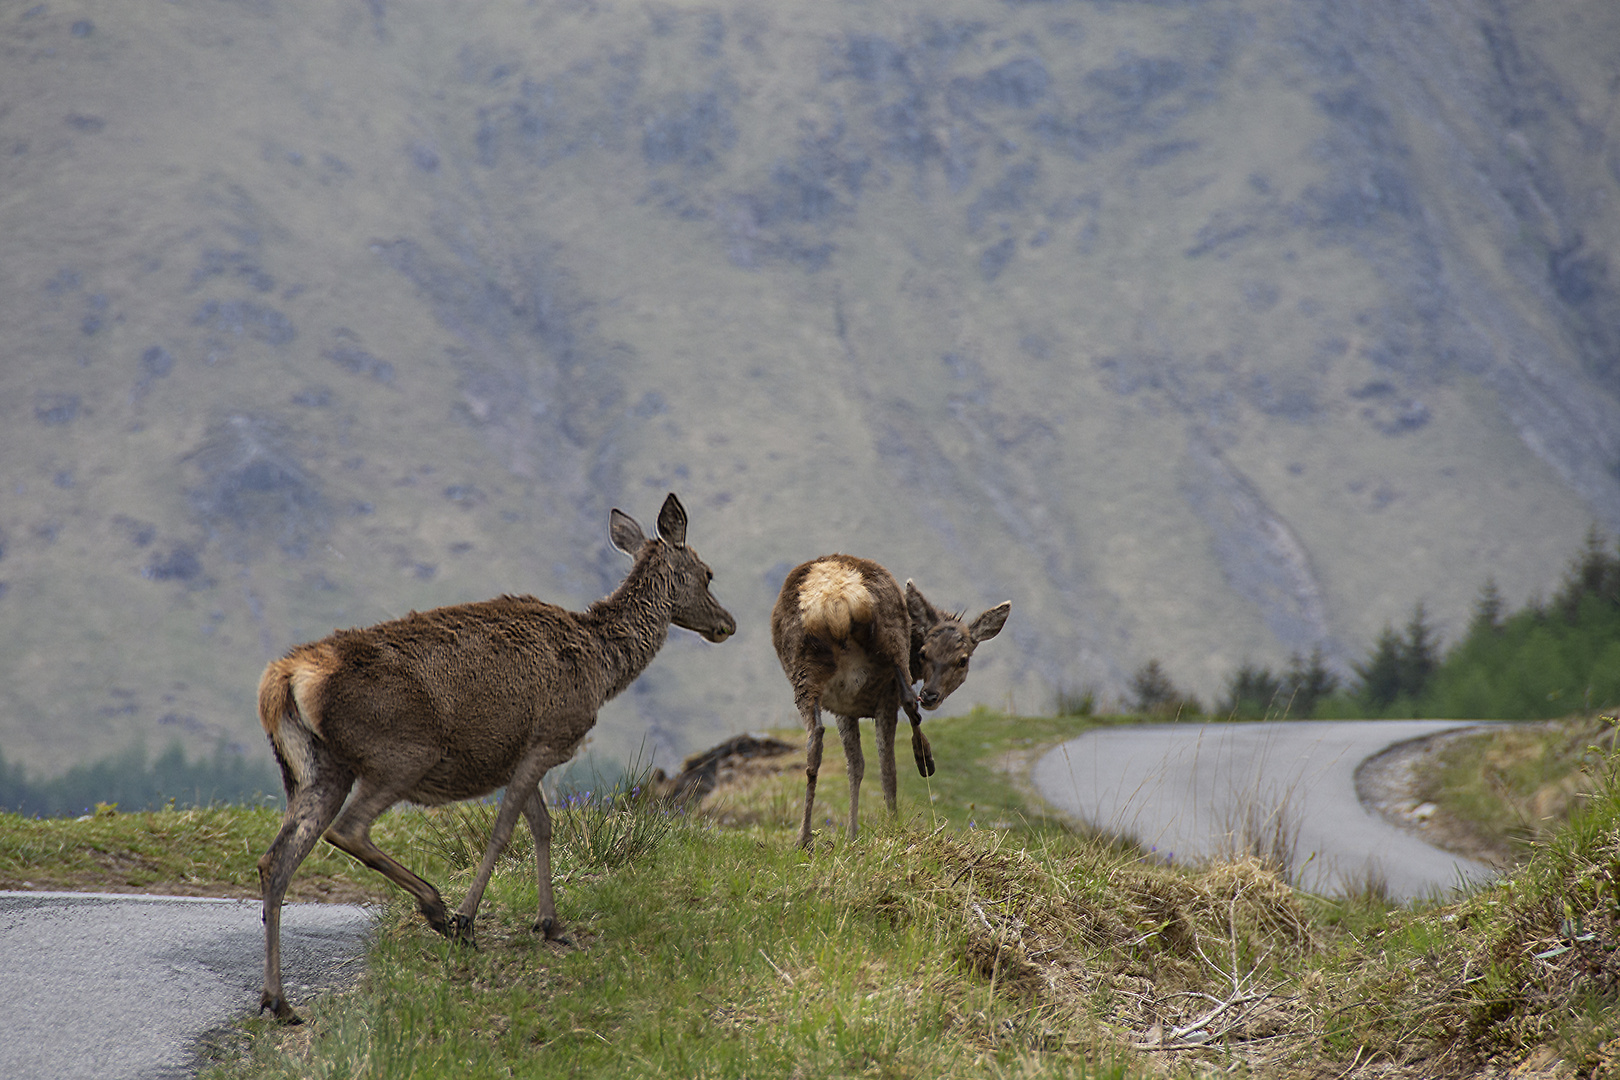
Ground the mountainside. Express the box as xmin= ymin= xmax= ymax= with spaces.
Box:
xmin=3 ymin=0 xmax=1619 ymax=777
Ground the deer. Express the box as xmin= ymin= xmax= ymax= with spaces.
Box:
xmin=254 ymin=493 xmax=734 ymax=1023
xmin=770 ymin=554 xmax=1010 ymax=849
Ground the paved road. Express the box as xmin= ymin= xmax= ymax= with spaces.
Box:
xmin=0 ymin=891 xmax=373 ymax=1079
xmin=1033 ymin=720 xmax=1499 ymax=900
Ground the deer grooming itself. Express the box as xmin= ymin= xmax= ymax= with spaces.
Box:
xmin=255 ymin=493 xmax=734 ymax=1023
xmin=771 ymin=554 xmax=1010 ymax=849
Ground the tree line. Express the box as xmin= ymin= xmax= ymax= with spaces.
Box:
xmin=0 ymin=740 xmax=278 ymax=819
xmin=1116 ymin=528 xmax=1620 ymax=721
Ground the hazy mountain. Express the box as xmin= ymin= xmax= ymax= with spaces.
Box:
xmin=3 ymin=0 xmax=1618 ymax=778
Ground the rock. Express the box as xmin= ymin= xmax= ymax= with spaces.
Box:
xmin=651 ymin=733 xmax=795 ymax=806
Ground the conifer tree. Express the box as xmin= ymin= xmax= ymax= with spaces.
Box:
xmin=1283 ymin=647 xmax=1339 ymax=717
xmin=1220 ymin=663 xmax=1283 ymax=718
xmin=1354 ymin=625 xmax=1404 ymax=712
xmin=1469 ymin=577 xmax=1504 ymax=636
xmin=1130 ymin=659 xmax=1195 ymax=717
xmin=1554 ymin=526 xmax=1620 ymax=622
xmin=1397 ymin=602 xmax=1440 ymax=701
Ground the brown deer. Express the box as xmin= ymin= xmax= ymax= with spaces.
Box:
xmin=770 ymin=554 xmax=1010 ymax=848
xmin=255 ymin=493 xmax=733 ymax=1022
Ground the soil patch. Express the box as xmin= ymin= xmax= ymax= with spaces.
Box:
xmin=1354 ymin=725 xmax=1515 ymax=868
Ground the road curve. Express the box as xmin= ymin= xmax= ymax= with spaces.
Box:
xmin=0 ymin=891 xmax=373 ymax=1080
xmin=1032 ymin=720 xmax=1499 ymax=900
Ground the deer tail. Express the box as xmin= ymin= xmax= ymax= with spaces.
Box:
xmin=257 ymin=646 xmax=334 ymax=793
xmin=798 ymin=561 xmax=875 ymax=643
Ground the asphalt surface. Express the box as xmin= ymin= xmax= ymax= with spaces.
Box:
xmin=1033 ymin=720 xmax=1500 ymax=900
xmin=0 ymin=891 xmax=374 ymax=1079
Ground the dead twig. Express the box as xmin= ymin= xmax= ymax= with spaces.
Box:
xmin=759 ymin=948 xmax=794 ymax=986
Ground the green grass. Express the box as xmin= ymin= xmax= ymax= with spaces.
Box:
xmin=0 ymin=800 xmax=441 ymax=901
xmin=203 ymin=811 xmax=1315 ymax=1078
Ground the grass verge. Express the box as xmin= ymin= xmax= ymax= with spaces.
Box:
xmin=1417 ymin=715 xmax=1620 ymax=860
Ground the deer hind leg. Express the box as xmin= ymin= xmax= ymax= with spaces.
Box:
xmin=324 ymin=772 xmax=453 ymax=937
xmin=452 ymin=742 xmax=566 ymax=947
xmin=797 ymin=701 xmax=825 ymax=850
xmin=259 ymin=767 xmax=353 ymax=1023
xmin=875 ymin=709 xmax=900 ymax=815
xmin=835 ymin=714 xmax=865 ymax=841
xmin=520 ymin=785 xmax=569 ymax=943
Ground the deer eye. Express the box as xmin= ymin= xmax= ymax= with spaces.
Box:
xmin=956 ymin=658 xmax=969 ymax=670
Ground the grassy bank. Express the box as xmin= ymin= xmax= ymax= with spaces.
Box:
xmin=3 ymin=711 xmax=1616 ymax=1078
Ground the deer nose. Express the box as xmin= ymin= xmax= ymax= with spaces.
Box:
xmin=919 ymin=689 xmax=941 ymax=709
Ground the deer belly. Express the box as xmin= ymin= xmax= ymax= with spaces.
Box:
xmin=821 ymin=650 xmax=881 ymax=717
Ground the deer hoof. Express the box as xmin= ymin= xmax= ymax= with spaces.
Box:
xmin=914 ymin=748 xmax=936 ymax=777
xmin=422 ymin=902 xmax=452 ymax=938
xmin=536 ymin=916 xmax=573 ymax=945
xmin=261 ymin=991 xmax=303 ymax=1025
xmin=449 ymin=912 xmax=478 ymax=948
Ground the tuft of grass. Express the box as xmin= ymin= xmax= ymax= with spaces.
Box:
xmin=1212 ymin=777 xmax=1304 ymax=886
xmin=419 ymin=762 xmax=687 ymax=879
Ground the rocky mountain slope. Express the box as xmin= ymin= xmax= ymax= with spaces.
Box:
xmin=2 ymin=0 xmax=1618 ymax=777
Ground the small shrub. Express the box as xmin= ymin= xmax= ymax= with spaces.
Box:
xmin=1053 ymin=685 xmax=1097 ymax=718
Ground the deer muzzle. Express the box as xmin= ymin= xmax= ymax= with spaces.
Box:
xmin=702 ymin=612 xmax=737 ymax=643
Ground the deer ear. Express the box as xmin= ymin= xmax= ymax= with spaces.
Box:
xmin=969 ymin=602 xmax=1011 ymax=643
xmin=905 ymin=580 xmax=938 ymax=629
xmin=656 ymin=493 xmax=688 ymax=547
xmin=609 ymin=509 xmax=646 ymax=556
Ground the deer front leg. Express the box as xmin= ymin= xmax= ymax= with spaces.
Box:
xmin=835 ymin=714 xmax=865 ymax=841
xmin=911 ymin=723 xmax=935 ymax=778
xmin=893 ymin=663 xmax=934 ymax=777
xmin=451 ymin=743 xmax=558 ymax=947
xmin=798 ymin=702 xmax=824 ymax=850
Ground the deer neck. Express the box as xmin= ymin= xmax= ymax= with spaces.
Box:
xmin=584 ymin=546 xmax=675 ymax=699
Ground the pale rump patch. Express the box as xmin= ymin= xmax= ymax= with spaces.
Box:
xmin=798 ymin=560 xmax=874 ymax=642
xmin=287 ymin=643 xmax=340 ymax=737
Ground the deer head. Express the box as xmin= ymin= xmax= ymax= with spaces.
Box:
xmin=906 ymin=581 xmax=1010 ymax=710
xmin=610 ymin=493 xmax=735 ymax=643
